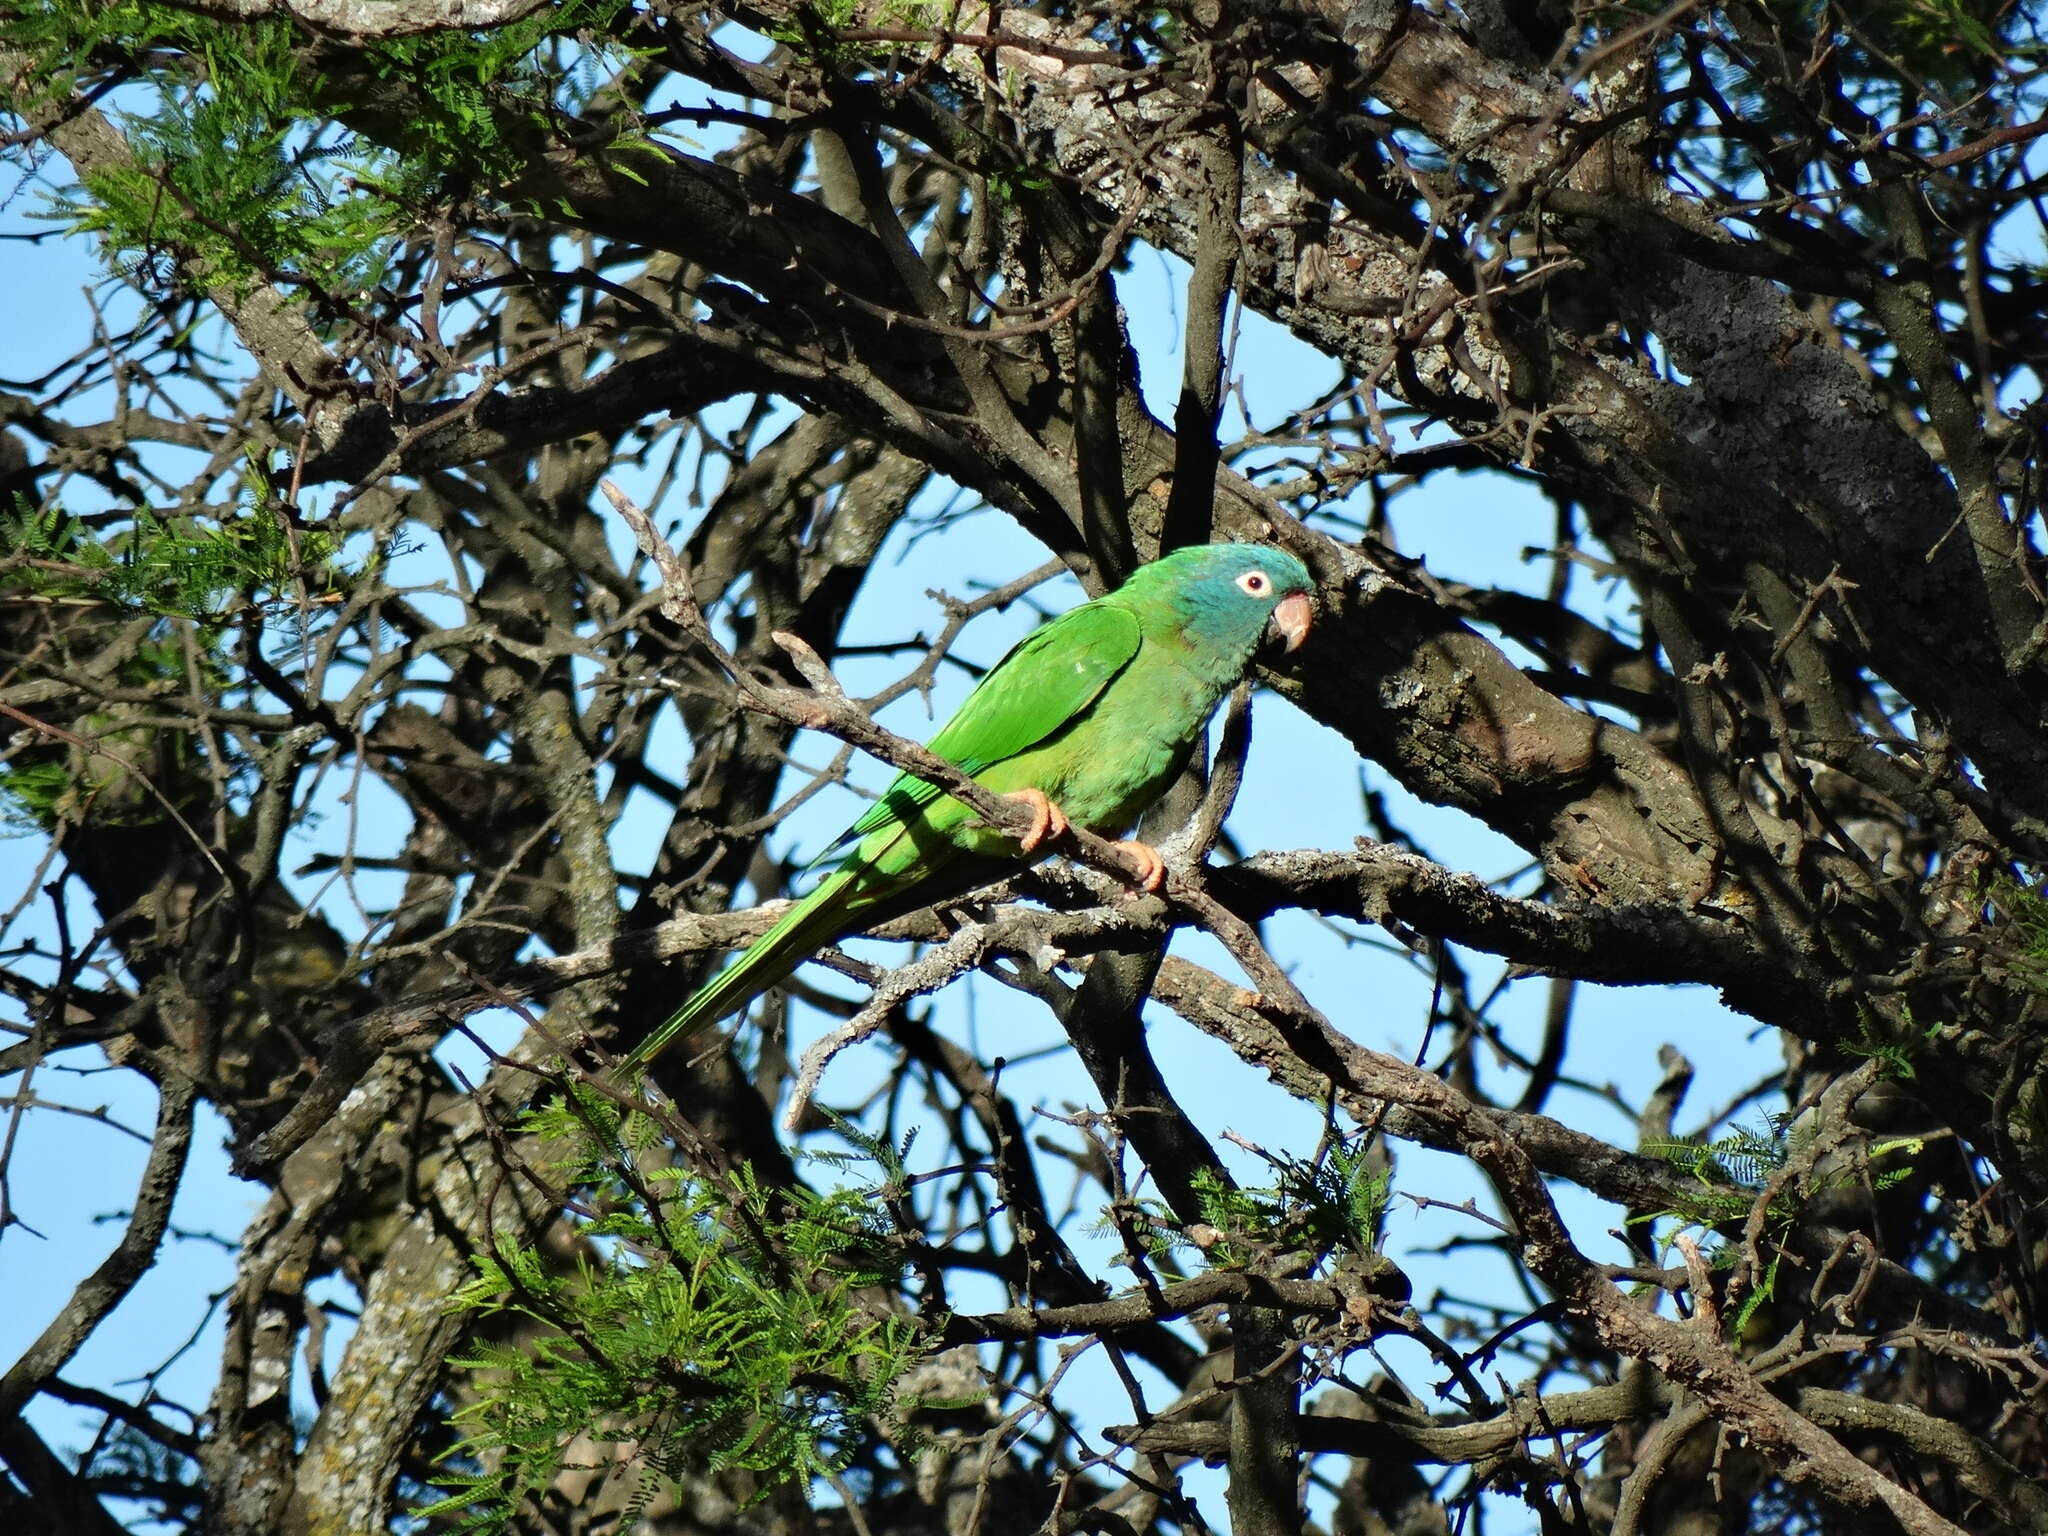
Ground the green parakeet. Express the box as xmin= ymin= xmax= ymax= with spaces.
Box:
xmin=621 ymin=542 xmax=1315 ymax=1070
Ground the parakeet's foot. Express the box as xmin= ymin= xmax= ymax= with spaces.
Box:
xmin=1002 ymin=787 xmax=1071 ymax=853
xmin=1110 ymin=838 xmax=1166 ymax=892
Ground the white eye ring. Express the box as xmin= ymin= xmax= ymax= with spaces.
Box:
xmin=1237 ymin=570 xmax=1271 ymax=596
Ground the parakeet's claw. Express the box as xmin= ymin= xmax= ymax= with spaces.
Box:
xmin=1002 ymin=787 xmax=1070 ymax=854
xmin=1110 ymin=838 xmax=1166 ymax=892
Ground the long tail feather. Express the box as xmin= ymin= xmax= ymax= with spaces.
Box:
xmin=619 ymin=869 xmax=859 ymax=1072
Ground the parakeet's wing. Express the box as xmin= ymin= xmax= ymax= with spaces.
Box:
xmin=821 ymin=601 xmax=1143 ymax=857
xmin=621 ymin=603 xmax=1145 ymax=1070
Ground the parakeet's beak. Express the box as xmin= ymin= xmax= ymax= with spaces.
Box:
xmin=1271 ymin=592 xmax=1313 ymax=653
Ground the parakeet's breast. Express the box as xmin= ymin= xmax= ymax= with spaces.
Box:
xmin=972 ymin=644 xmax=1220 ymax=835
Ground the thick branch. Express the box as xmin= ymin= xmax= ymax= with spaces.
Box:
xmin=1211 ymin=844 xmax=1752 ymax=988
xmin=297 ymin=341 xmax=763 ymax=487
xmin=155 ymin=0 xmax=549 ymax=36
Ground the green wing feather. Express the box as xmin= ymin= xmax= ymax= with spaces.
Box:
xmin=622 ymin=600 xmax=1143 ymax=1070
xmin=820 ymin=601 xmax=1142 ymax=858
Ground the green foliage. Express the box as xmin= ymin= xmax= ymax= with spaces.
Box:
xmin=314 ymin=0 xmax=639 ymax=185
xmin=986 ymin=166 xmax=1052 ymax=204
xmin=1264 ymin=1136 xmax=1391 ymax=1255
xmin=803 ymin=1108 xmax=917 ymax=1197
xmin=1743 ymin=0 xmax=2024 ymax=73
xmin=1980 ymin=874 xmax=2048 ymax=1148
xmin=0 ymin=759 xmax=78 ymax=835
xmin=0 ymin=492 xmax=353 ymax=629
xmin=1841 ymin=1004 xmax=1942 ymax=1080
xmin=421 ymin=1089 xmax=920 ymax=1533
xmin=0 ymin=479 xmax=365 ymax=832
xmin=1987 ymin=872 xmax=2048 ymax=979
xmin=4 ymin=0 xmax=633 ymax=297
xmin=1097 ymin=1136 xmax=1389 ymax=1272
xmin=1638 ymin=1116 xmax=1923 ymax=1336
xmin=1641 ymin=1117 xmax=1803 ymax=1227
xmin=71 ymin=118 xmax=400 ymax=300
xmin=1638 ymin=1118 xmax=1802 ymax=1337
xmin=1874 ymin=0 xmax=2005 ymax=63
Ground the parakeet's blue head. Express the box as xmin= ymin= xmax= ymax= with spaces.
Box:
xmin=1120 ymin=542 xmax=1316 ymax=663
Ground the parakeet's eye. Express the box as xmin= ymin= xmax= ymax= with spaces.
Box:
xmin=1237 ymin=570 xmax=1272 ymax=597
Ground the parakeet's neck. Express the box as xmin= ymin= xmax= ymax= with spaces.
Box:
xmin=1128 ymin=588 xmax=1266 ymax=684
